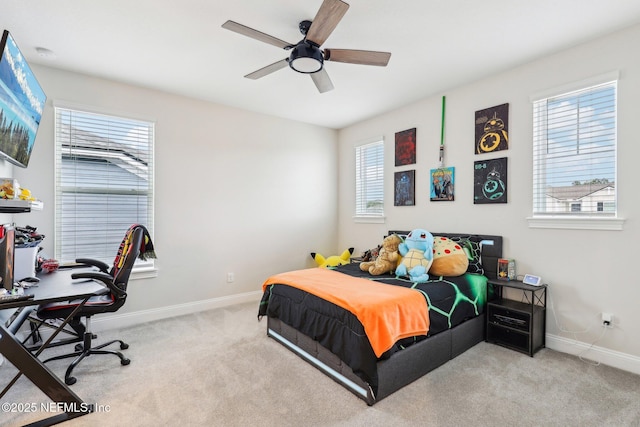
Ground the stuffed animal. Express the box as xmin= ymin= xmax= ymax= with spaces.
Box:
xmin=311 ymin=248 xmax=354 ymax=268
xmin=359 ymin=234 xmax=402 ymax=275
xmin=429 ymin=236 xmax=469 ymax=276
xmin=395 ymin=228 xmax=434 ymax=283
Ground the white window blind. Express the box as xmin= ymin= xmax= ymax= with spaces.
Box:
xmin=55 ymin=107 xmax=154 ymax=267
xmin=532 ymin=80 xmax=616 ymax=216
xmin=355 ymin=139 xmax=384 ymax=217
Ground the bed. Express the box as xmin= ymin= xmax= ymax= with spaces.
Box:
xmin=258 ymin=231 xmax=503 ymax=405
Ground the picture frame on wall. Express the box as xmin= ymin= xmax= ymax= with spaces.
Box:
xmin=395 ymin=128 xmax=417 ymax=166
xmin=430 ymin=167 xmax=455 ymax=201
xmin=394 ymin=170 xmax=415 ymax=206
xmin=475 ymin=103 xmax=509 ymax=154
xmin=473 ymin=157 xmax=507 ymax=204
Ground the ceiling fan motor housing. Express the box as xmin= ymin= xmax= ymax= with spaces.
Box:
xmin=289 ymin=42 xmax=324 ymax=73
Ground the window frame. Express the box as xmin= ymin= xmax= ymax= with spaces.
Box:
xmin=354 ymin=137 xmax=385 ymax=223
xmin=527 ymin=72 xmax=624 ymax=231
xmin=54 ymin=103 xmax=156 ymax=274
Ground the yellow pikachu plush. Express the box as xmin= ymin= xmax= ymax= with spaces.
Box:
xmin=311 ymin=248 xmax=354 ymax=268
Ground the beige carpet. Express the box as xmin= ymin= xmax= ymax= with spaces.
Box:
xmin=2 ymin=301 xmax=640 ymax=426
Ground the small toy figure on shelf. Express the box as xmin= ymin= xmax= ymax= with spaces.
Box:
xmin=497 ymin=258 xmax=516 ymax=280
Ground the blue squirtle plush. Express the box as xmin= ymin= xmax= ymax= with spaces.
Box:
xmin=395 ymin=228 xmax=434 ymax=283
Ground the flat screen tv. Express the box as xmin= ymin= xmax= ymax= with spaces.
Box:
xmin=0 ymin=30 xmax=47 ymax=168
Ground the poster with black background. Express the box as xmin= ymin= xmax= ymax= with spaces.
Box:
xmin=473 ymin=157 xmax=507 ymax=204
xmin=475 ymin=103 xmax=509 ymax=154
xmin=394 ymin=170 xmax=415 ymax=206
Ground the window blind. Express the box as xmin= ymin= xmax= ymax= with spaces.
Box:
xmin=355 ymin=139 xmax=384 ymax=217
xmin=55 ymin=107 xmax=154 ymax=266
xmin=532 ymin=81 xmax=616 ymax=216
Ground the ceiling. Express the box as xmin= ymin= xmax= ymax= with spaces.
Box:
xmin=4 ymin=1 xmax=640 ymax=129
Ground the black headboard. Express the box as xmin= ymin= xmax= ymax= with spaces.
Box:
xmin=387 ymin=230 xmax=503 ymax=280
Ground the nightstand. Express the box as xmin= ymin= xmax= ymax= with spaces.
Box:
xmin=486 ymin=279 xmax=547 ymax=356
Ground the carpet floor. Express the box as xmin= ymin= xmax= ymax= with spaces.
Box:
xmin=2 ymin=301 xmax=640 ymax=426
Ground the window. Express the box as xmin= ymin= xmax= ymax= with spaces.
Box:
xmin=355 ymin=138 xmax=384 ymax=220
xmin=55 ymin=106 xmax=154 ymax=269
xmin=532 ymin=79 xmax=616 ymax=218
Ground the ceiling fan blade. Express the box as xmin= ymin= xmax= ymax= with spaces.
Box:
xmin=222 ymin=20 xmax=292 ymax=49
xmin=324 ymin=49 xmax=391 ymax=66
xmin=310 ymin=68 xmax=334 ymax=93
xmin=245 ymin=59 xmax=289 ymax=80
xmin=305 ymin=0 xmax=349 ymax=47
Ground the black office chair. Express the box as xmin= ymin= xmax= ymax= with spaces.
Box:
xmin=33 ymin=226 xmax=145 ymax=385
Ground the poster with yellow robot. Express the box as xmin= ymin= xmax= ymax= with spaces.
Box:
xmin=475 ymin=103 xmax=509 ymax=154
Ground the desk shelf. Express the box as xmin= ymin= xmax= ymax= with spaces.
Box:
xmin=0 ymin=199 xmax=43 ymax=213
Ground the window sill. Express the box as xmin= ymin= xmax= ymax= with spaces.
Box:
xmin=353 ymin=215 xmax=386 ymax=224
xmin=131 ymin=266 xmax=158 ymax=280
xmin=526 ymin=216 xmax=625 ymax=231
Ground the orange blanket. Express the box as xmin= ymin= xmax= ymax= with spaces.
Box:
xmin=262 ymin=268 xmax=429 ymax=357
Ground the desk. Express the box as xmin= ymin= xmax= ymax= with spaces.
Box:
xmin=0 ymin=268 xmax=106 ymax=426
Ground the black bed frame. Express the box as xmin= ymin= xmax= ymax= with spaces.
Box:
xmin=266 ymin=232 xmax=503 ymax=405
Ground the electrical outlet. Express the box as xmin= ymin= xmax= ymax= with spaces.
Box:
xmin=227 ymin=272 xmax=235 ymax=283
xmin=602 ymin=312 xmax=613 ymax=327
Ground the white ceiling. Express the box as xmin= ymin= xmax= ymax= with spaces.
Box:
xmin=4 ymin=0 xmax=640 ymax=129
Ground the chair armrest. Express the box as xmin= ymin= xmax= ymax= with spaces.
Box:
xmin=72 ymin=271 xmax=126 ymax=298
xmin=75 ymin=258 xmax=110 ymax=273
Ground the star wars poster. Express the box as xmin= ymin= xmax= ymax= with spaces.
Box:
xmin=474 ymin=157 xmax=507 ymax=204
xmin=395 ymin=128 xmax=416 ymax=166
xmin=475 ymin=103 xmax=509 ymax=154
xmin=430 ymin=167 xmax=455 ymax=201
xmin=394 ymin=170 xmax=415 ymax=206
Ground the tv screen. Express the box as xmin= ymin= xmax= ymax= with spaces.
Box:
xmin=0 ymin=30 xmax=47 ymax=168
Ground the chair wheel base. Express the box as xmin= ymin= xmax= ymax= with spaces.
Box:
xmin=121 ymin=358 xmax=130 ymax=366
xmin=120 ymin=343 xmax=129 ymax=350
xmin=65 ymin=377 xmax=77 ymax=386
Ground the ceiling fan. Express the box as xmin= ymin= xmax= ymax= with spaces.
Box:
xmin=221 ymin=0 xmax=391 ymax=93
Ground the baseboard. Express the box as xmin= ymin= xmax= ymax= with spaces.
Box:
xmin=91 ymin=290 xmax=262 ymax=332
xmin=546 ymin=333 xmax=640 ymax=376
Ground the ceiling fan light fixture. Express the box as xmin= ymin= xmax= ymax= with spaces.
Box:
xmin=289 ymin=43 xmax=323 ymax=74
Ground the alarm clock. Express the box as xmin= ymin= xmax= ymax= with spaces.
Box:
xmin=522 ymin=274 xmax=542 ymax=286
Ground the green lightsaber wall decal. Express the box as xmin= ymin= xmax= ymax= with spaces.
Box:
xmin=439 ymin=95 xmax=446 ymax=167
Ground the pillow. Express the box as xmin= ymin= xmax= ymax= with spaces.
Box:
xmin=429 ymin=237 xmax=469 ymax=276
xmin=447 ymin=236 xmax=484 ymax=275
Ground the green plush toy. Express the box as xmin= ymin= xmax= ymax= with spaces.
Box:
xmin=311 ymin=248 xmax=354 ymax=268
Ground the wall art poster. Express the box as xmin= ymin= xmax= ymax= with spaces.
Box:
xmin=395 ymin=128 xmax=417 ymax=166
xmin=474 ymin=157 xmax=507 ymax=204
xmin=394 ymin=170 xmax=415 ymax=206
xmin=430 ymin=167 xmax=455 ymax=201
xmin=475 ymin=103 xmax=509 ymax=154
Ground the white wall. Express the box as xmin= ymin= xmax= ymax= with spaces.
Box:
xmin=337 ymin=24 xmax=640 ymax=369
xmin=12 ymin=65 xmax=338 ymax=322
